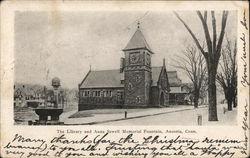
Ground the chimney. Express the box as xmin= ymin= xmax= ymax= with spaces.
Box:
xmin=120 ymin=57 xmax=125 ymax=73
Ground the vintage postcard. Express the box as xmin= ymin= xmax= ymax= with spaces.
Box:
xmin=0 ymin=0 xmax=249 ymax=158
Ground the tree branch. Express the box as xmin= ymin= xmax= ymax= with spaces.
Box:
xmin=197 ymin=11 xmax=213 ymax=55
xmin=174 ymin=11 xmax=207 ymax=58
xmin=216 ymin=11 xmax=229 ymax=61
xmin=211 ymin=11 xmax=217 ymax=56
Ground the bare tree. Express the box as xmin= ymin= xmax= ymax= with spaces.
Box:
xmin=174 ymin=11 xmax=229 ymax=121
xmin=174 ymin=45 xmax=207 ymax=108
xmin=217 ymin=38 xmax=237 ymax=110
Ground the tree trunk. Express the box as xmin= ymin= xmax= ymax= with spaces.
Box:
xmin=194 ymin=96 xmax=198 ymax=108
xmin=233 ymin=90 xmax=237 ymax=108
xmin=227 ymin=97 xmax=233 ymax=111
xmin=224 ymin=88 xmax=233 ymax=111
xmin=193 ymin=89 xmax=199 ymax=108
xmin=227 ymin=90 xmax=233 ymax=111
xmin=207 ymin=64 xmax=218 ymax=121
xmin=233 ymin=96 xmax=237 ymax=108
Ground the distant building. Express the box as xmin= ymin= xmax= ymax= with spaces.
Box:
xmin=78 ymin=25 xmax=188 ymax=110
xmin=14 ymin=83 xmax=66 ymax=107
xmin=14 ymin=84 xmax=45 ymax=107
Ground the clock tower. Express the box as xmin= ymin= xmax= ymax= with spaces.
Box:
xmin=122 ymin=23 xmax=153 ymax=107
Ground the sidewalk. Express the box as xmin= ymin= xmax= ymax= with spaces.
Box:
xmin=60 ymin=105 xmax=207 ymax=125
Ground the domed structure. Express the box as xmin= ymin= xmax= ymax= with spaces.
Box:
xmin=52 ymin=77 xmax=60 ymax=88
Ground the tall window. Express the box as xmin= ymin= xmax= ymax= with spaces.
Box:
xmin=84 ymin=91 xmax=88 ymax=97
xmin=102 ymin=90 xmax=112 ymax=97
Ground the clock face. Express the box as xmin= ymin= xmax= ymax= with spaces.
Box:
xmin=130 ymin=52 xmax=140 ymax=64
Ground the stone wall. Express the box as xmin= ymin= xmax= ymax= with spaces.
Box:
xmin=124 ymin=70 xmax=150 ymax=107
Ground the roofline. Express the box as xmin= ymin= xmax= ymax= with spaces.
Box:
xmin=85 ymin=69 xmax=121 ymax=72
xmin=122 ymin=47 xmax=154 ymax=54
xmin=80 ymin=85 xmax=182 ymax=89
xmin=79 ymin=67 xmax=177 ymax=73
xmin=78 ymin=70 xmax=91 ymax=89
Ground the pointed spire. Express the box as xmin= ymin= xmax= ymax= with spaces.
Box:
xmin=123 ymin=23 xmax=153 ymax=54
xmin=163 ymin=58 xmax=166 ymax=66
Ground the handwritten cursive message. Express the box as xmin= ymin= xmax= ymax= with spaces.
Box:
xmin=240 ymin=9 xmax=248 ymax=30
xmin=240 ymin=9 xmax=249 ymax=87
xmin=239 ymin=9 xmax=249 ymax=157
xmin=240 ymin=100 xmax=249 ymax=155
xmin=3 ymin=132 xmax=248 ymax=158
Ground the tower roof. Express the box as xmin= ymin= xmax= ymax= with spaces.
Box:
xmin=123 ymin=27 xmax=153 ymax=53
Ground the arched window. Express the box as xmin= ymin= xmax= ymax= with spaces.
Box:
xmin=136 ymin=96 xmax=141 ymax=103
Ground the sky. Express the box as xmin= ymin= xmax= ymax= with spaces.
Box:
xmin=14 ymin=11 xmax=237 ymax=89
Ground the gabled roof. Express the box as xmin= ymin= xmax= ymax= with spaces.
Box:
xmin=80 ymin=69 xmax=124 ymax=88
xmin=14 ymin=84 xmax=44 ymax=96
xmin=151 ymin=67 xmax=182 ymax=86
xmin=123 ymin=28 xmax=153 ymax=53
xmin=79 ymin=67 xmax=182 ymax=89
